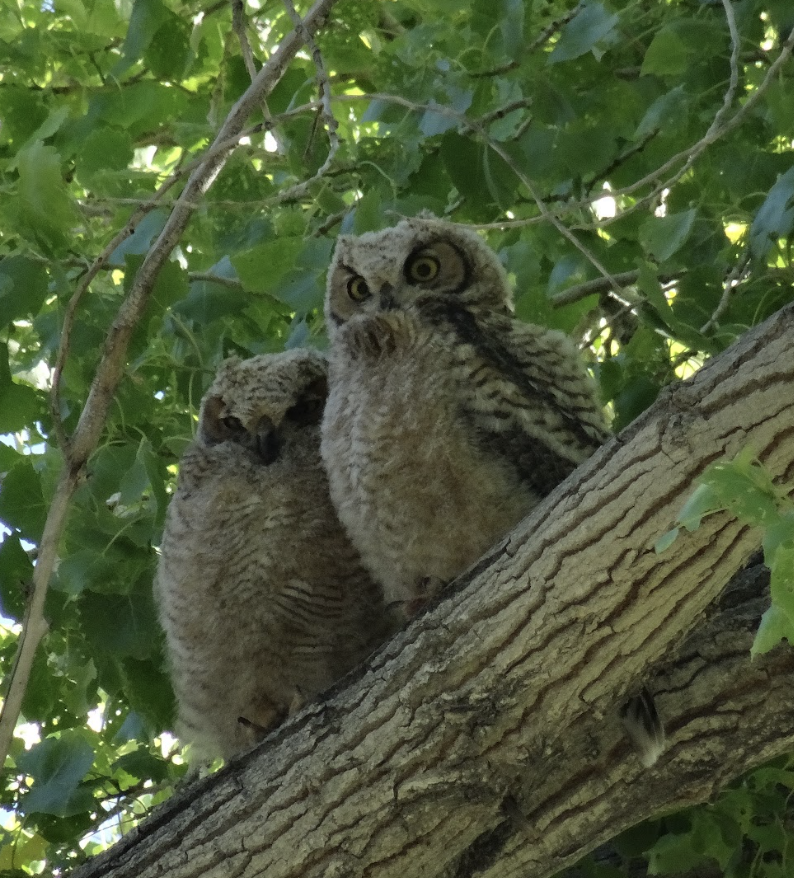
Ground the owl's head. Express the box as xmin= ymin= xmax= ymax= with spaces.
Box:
xmin=325 ymin=215 xmax=513 ymax=336
xmin=198 ymin=349 xmax=328 ymax=465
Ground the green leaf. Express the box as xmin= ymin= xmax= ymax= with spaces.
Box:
xmin=750 ymin=166 xmax=794 ymax=258
xmin=676 ymin=482 xmax=723 ymax=531
xmin=80 ymin=583 xmax=161 ymax=660
xmin=120 ymin=0 xmax=170 ymax=66
xmin=0 ymin=532 xmax=33 ymax=621
xmin=121 ymin=657 xmax=175 ymax=732
xmin=108 ymin=209 xmax=168 ymax=267
xmin=697 ymin=451 xmax=781 ymax=529
xmin=752 ymin=604 xmax=794 ymax=657
xmin=0 ymin=343 xmax=42 ymax=432
xmin=634 ymin=86 xmax=687 ymax=140
xmin=647 ymin=830 xmax=707 ymax=874
xmin=549 ymin=3 xmax=620 ymax=64
xmin=641 ymin=28 xmax=691 ymax=78
xmin=0 ymin=257 xmax=48 ymax=328
xmin=0 ymin=458 xmax=46 ymax=542
xmin=639 ymin=209 xmax=696 ymax=262
xmin=17 ymin=733 xmax=95 ymax=817
xmin=654 ymin=528 xmax=679 ymax=554
xmin=762 ymin=510 xmax=794 ymax=562
xmin=15 ymin=141 xmax=79 ymax=254
xmin=352 ymin=189 xmax=385 ymax=234
xmin=76 ymin=127 xmax=134 ymax=178
xmin=146 ymin=17 xmax=191 ymax=81
xmin=112 ymin=748 xmax=170 ymax=784
xmin=769 ymin=542 xmax=794 ymax=630
xmin=232 ymin=238 xmax=305 ymax=296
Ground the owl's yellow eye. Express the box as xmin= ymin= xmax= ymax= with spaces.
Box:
xmin=406 ymin=253 xmax=440 ymax=284
xmin=347 ymin=276 xmax=371 ymax=302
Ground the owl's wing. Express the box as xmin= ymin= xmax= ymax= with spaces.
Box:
xmin=424 ymin=301 xmax=610 ymax=498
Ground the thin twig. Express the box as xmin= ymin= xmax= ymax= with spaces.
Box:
xmin=0 ymin=0 xmax=342 ymax=774
xmin=231 ymin=0 xmax=286 ymax=153
xmin=551 ymin=270 xmax=684 ymax=308
xmin=282 ymin=0 xmax=340 ymax=174
xmin=700 ymin=247 xmax=752 ymax=335
xmin=528 ymin=2 xmax=584 ymax=52
xmin=188 ymin=272 xmax=245 ymax=289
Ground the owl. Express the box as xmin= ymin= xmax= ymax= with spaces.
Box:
xmin=155 ymin=349 xmax=390 ymax=761
xmin=321 ymin=214 xmax=610 ymax=610
xmin=322 ymin=213 xmax=664 ymax=766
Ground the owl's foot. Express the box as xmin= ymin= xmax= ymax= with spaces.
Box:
xmin=287 ymin=687 xmax=306 ymax=716
xmin=237 ymin=701 xmax=286 ymax=746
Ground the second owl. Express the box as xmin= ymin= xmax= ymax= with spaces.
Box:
xmin=156 ymin=350 xmax=389 ymax=760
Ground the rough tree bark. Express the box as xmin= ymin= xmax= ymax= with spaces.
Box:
xmin=73 ymin=301 xmax=794 ymax=878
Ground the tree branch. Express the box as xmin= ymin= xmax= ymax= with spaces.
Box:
xmin=71 ymin=301 xmax=794 ymax=878
xmin=0 ymin=0 xmax=342 ymax=775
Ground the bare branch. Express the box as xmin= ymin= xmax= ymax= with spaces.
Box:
xmin=0 ymin=0 xmax=342 ymax=775
xmin=551 ymin=270 xmax=683 ymax=307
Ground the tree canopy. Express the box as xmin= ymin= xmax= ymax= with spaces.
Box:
xmin=0 ymin=0 xmax=793 ymax=874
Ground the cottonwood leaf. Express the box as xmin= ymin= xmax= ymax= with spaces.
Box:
xmin=17 ymin=734 xmax=95 ymax=817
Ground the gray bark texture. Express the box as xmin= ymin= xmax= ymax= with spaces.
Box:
xmin=73 ymin=302 xmax=794 ymax=878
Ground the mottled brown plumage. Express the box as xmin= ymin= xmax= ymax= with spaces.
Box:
xmin=322 ymin=214 xmax=664 ymax=766
xmin=322 ymin=215 xmax=610 ymax=609
xmin=156 ymin=350 xmax=389 ymax=761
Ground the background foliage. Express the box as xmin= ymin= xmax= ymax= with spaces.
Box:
xmin=0 ymin=0 xmax=793 ymax=873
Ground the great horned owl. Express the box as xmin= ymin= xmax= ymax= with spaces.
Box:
xmin=155 ymin=349 xmax=389 ymax=761
xmin=322 ymin=213 xmax=664 ymax=767
xmin=321 ymin=214 xmax=610 ymax=609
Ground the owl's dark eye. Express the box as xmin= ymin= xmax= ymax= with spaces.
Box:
xmin=347 ymin=276 xmax=371 ymax=302
xmin=406 ymin=252 xmax=440 ymax=284
xmin=285 ymin=397 xmax=323 ymax=426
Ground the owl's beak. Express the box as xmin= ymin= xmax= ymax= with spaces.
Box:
xmin=379 ymin=282 xmax=397 ymax=311
xmin=253 ymin=415 xmax=281 ymax=465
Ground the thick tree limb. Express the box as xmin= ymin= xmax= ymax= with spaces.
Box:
xmin=72 ymin=303 xmax=794 ymax=878
xmin=0 ymin=0 xmax=341 ymax=774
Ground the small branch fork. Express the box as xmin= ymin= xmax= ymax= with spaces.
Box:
xmin=0 ymin=0 xmax=342 ymax=772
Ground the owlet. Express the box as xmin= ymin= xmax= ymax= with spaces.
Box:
xmin=155 ymin=349 xmax=389 ymax=761
xmin=322 ymin=214 xmax=610 ymax=608
xmin=322 ymin=214 xmax=664 ymax=766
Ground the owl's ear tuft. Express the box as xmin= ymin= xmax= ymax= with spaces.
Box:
xmin=285 ymin=375 xmax=328 ymax=426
